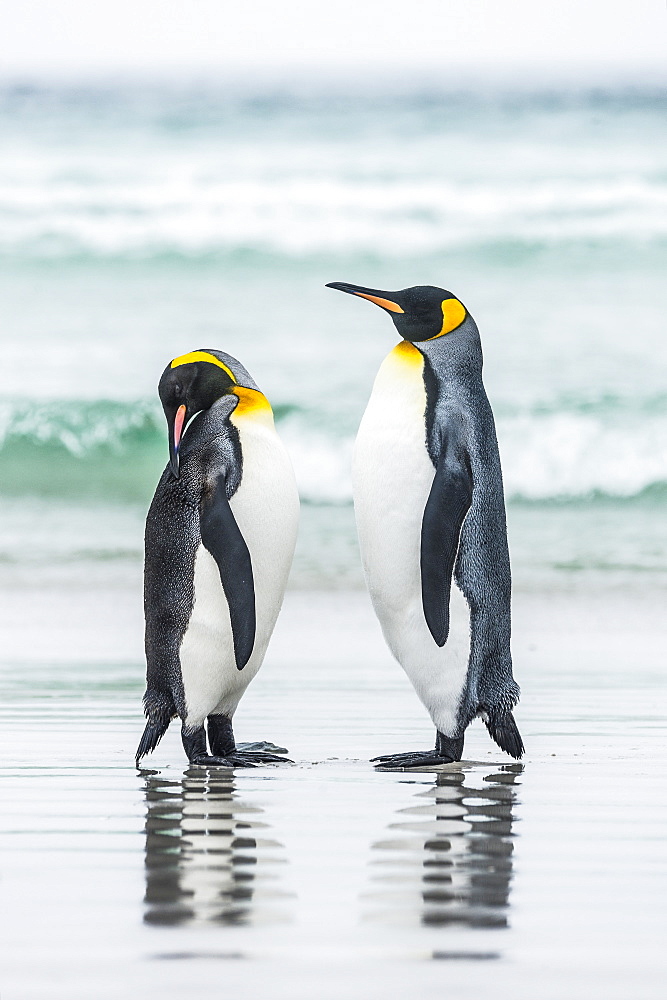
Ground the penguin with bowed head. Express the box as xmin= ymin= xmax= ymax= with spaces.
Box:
xmin=136 ymin=349 xmax=299 ymax=767
xmin=326 ymin=282 xmax=524 ymax=768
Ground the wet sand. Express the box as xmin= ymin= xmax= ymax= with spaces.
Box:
xmin=0 ymin=585 xmax=666 ymax=1000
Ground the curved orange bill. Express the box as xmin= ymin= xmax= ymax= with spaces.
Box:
xmin=325 ymin=281 xmax=404 ymax=314
xmin=169 ymin=404 xmax=187 ymax=478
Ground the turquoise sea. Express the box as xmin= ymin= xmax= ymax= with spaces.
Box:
xmin=0 ymin=82 xmax=665 ymax=592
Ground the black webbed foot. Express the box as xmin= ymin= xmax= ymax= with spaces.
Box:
xmin=227 ymin=749 xmax=292 ymax=765
xmin=371 ymin=750 xmax=459 ymax=770
xmin=371 ymin=732 xmax=464 ymax=770
xmin=236 ymin=740 xmax=289 ymax=755
xmin=189 ymin=753 xmax=258 ymax=768
xmin=187 ymin=747 xmax=291 ymax=768
xmin=184 ymin=720 xmax=292 ymax=767
xmin=189 ymin=751 xmax=291 ymax=767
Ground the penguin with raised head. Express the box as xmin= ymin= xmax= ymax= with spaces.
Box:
xmin=326 ymin=282 xmax=523 ymax=767
xmin=136 ymin=349 xmax=299 ymax=767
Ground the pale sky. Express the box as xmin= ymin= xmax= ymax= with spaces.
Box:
xmin=0 ymin=0 xmax=666 ymax=81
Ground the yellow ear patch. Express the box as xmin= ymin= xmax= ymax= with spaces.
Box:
xmin=427 ymin=298 xmax=467 ymax=340
xmin=170 ymin=350 xmax=236 ymax=382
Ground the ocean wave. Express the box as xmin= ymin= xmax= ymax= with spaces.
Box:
xmin=499 ymin=411 xmax=667 ymax=500
xmin=0 ymin=398 xmax=159 ymax=455
xmin=0 ymin=400 xmax=165 ymax=503
xmin=0 ymin=397 xmax=665 ymax=505
xmin=2 ymin=83 xmax=665 ymax=258
xmin=1 ymin=173 xmax=665 ymax=259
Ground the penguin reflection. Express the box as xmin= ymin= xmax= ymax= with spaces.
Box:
xmin=370 ymin=765 xmax=522 ymax=929
xmin=142 ymin=771 xmax=288 ymax=927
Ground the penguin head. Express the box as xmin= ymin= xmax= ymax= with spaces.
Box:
xmin=159 ymin=349 xmax=239 ymax=478
xmin=325 ymin=282 xmax=468 ymax=343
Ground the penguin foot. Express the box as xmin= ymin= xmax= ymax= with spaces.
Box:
xmin=229 ymin=749 xmax=293 ymax=764
xmin=236 ymin=740 xmax=289 ymax=755
xmin=185 ymin=724 xmax=293 ymax=767
xmin=372 ymin=732 xmax=464 ymax=770
xmin=206 ymin=718 xmax=291 ymax=761
xmin=371 ymin=750 xmax=460 ymax=770
xmin=189 ymin=753 xmax=257 ymax=768
xmin=189 ymin=750 xmax=291 ymax=767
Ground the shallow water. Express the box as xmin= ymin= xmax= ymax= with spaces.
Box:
xmin=1 ymin=587 xmax=665 ymax=999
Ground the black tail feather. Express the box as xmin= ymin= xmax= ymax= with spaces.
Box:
xmin=135 ymin=721 xmax=170 ymax=764
xmin=485 ymin=710 xmax=524 ymax=760
xmin=135 ymin=689 xmax=176 ymax=765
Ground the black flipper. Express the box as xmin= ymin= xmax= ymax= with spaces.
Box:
xmin=200 ymin=473 xmax=256 ymax=670
xmin=421 ymin=420 xmax=473 ymax=646
xmin=485 ymin=710 xmax=524 ymax=760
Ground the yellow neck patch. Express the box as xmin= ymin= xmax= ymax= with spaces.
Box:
xmin=170 ymin=350 xmax=236 ymax=382
xmin=427 ymin=298 xmax=467 ymax=340
xmin=391 ymin=339 xmax=423 ymax=366
xmin=231 ymin=386 xmax=274 ymax=426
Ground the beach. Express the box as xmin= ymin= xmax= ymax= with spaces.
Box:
xmin=0 ymin=576 xmax=666 ymax=999
xmin=0 ymin=81 xmax=666 ymax=998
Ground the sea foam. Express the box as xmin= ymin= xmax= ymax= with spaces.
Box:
xmin=0 ymin=398 xmax=664 ymax=504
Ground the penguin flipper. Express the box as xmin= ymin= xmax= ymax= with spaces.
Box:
xmin=201 ymin=473 xmax=256 ymax=670
xmin=421 ymin=426 xmax=473 ymax=647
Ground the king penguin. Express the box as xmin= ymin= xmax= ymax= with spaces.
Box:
xmin=136 ymin=349 xmax=299 ymax=767
xmin=326 ymin=282 xmax=524 ymax=767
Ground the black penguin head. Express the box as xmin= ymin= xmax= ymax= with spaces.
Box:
xmin=325 ymin=282 xmax=468 ymax=343
xmin=159 ymin=349 xmax=238 ymax=478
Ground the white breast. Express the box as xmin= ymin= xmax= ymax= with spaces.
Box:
xmin=352 ymin=342 xmax=470 ymax=736
xmin=180 ymin=414 xmax=299 ymax=728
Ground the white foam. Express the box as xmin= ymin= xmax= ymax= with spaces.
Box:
xmin=498 ymin=411 xmax=667 ymax=500
xmin=2 ymin=397 xmax=665 ymax=502
xmin=286 ymin=410 xmax=667 ymax=504
xmin=1 ymin=396 xmax=664 ymax=502
xmin=1 ymin=149 xmax=666 ymax=255
xmin=279 ymin=420 xmax=353 ymax=504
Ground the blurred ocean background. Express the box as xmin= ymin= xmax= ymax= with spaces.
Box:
xmin=0 ymin=82 xmax=665 ymax=592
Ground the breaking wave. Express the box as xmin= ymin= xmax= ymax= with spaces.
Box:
xmin=1 ymin=176 xmax=665 ymax=261
xmin=1 ymin=396 xmax=664 ymax=505
xmin=1 ymin=85 xmax=666 ymax=261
